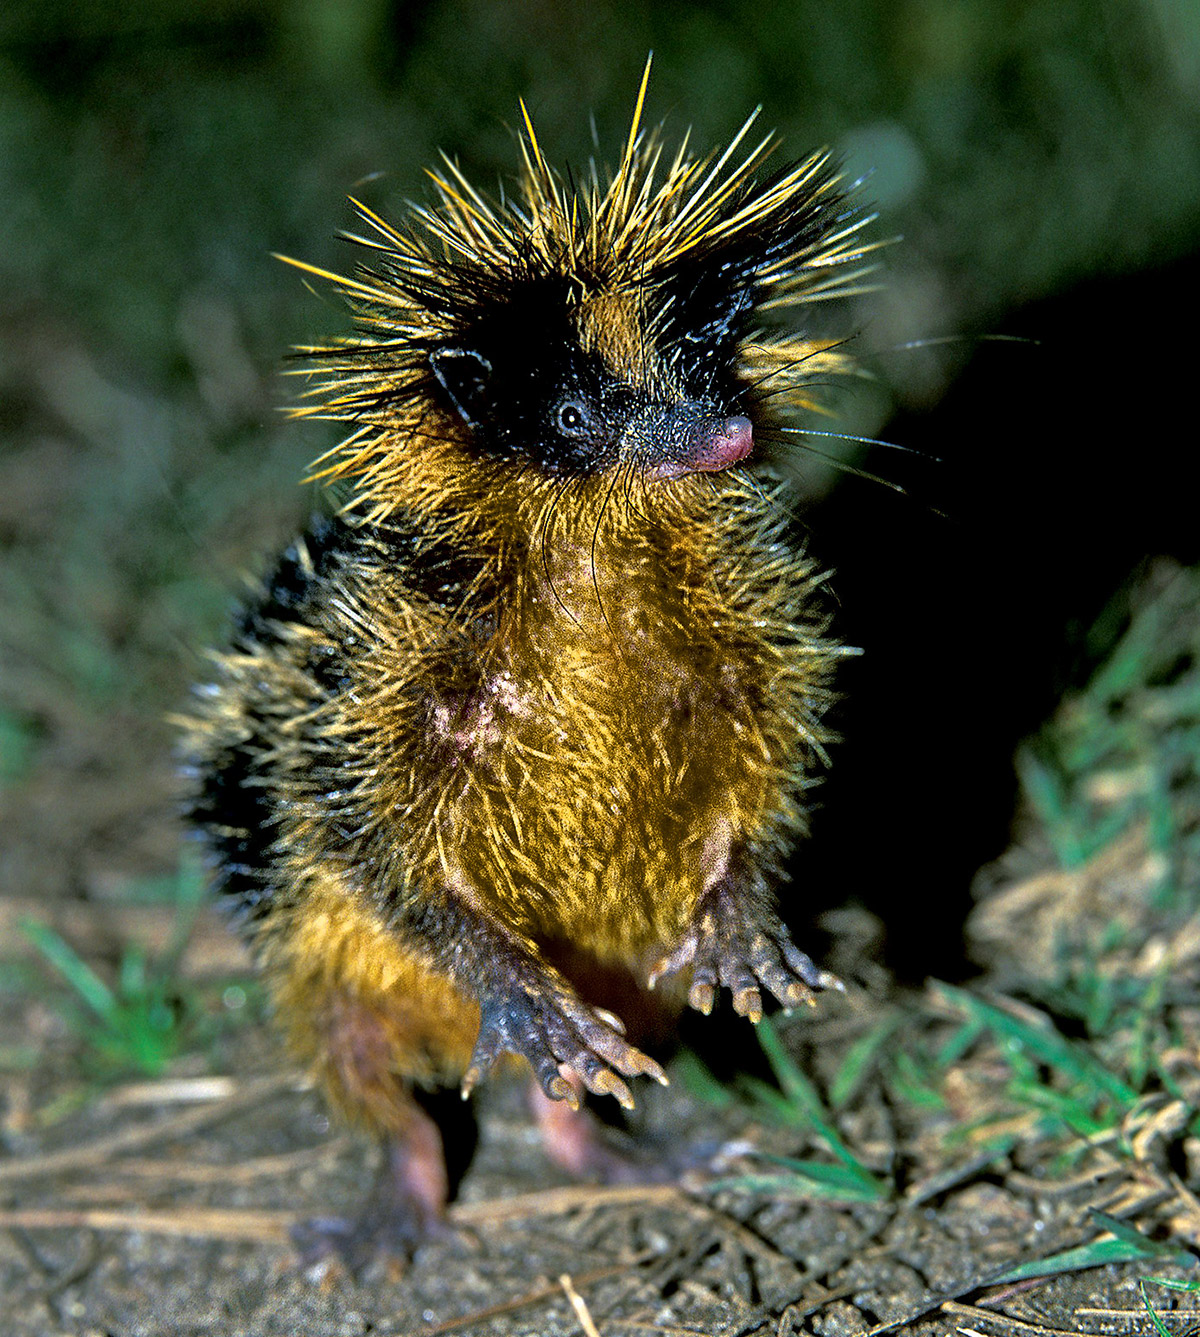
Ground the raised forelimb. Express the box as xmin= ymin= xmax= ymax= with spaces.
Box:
xmin=397 ymin=867 xmax=668 ymax=1109
xmin=648 ymin=832 xmax=840 ymax=1021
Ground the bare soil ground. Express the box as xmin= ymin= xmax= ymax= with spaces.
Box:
xmin=2 ymin=807 xmax=1198 ymax=1336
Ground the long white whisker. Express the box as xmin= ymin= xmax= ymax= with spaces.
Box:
xmin=774 ymin=426 xmax=939 ymax=461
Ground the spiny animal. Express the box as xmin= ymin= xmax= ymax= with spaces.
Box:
xmin=183 ymin=63 xmax=872 ymax=1265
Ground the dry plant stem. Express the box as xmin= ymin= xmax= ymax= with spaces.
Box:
xmin=421 ymin=1251 xmax=658 ymax=1337
xmin=0 ymin=1074 xmax=297 ymax=1185
xmin=940 ymin=1298 xmax=1108 ymax=1336
xmin=53 ymin=1140 xmax=350 ymax=1188
xmin=559 ymin=1273 xmax=602 ymax=1337
xmin=0 ymin=1206 xmax=292 ymax=1243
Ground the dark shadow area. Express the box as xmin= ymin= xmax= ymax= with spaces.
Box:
xmin=793 ymin=249 xmax=1199 ymax=981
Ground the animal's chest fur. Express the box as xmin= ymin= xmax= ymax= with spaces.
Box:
xmin=410 ymin=530 xmax=778 ymax=962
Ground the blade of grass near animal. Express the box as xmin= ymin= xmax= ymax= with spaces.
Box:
xmin=934 ymin=984 xmax=1139 ymax=1107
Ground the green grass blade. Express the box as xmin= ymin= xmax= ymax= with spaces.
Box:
xmin=829 ymin=1015 xmax=900 ymax=1107
xmin=996 ymin=1220 xmax=1192 ymax=1284
xmin=754 ymin=1020 xmax=858 ymax=1166
xmin=936 ymin=984 xmax=1138 ymax=1106
xmin=19 ymin=919 xmax=118 ymax=1024
xmin=119 ymin=944 xmax=149 ymax=1001
xmin=1139 ymin=1280 xmax=1173 ymax=1337
xmin=754 ymin=1151 xmax=887 ymax=1200
xmin=673 ymin=1049 xmax=735 ymax=1109
xmin=751 ymin=1020 xmax=890 ymax=1196
xmin=705 ymin=1168 xmax=884 ymax=1205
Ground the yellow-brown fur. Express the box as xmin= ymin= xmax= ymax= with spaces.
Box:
xmin=183 ymin=63 xmax=869 ymax=1259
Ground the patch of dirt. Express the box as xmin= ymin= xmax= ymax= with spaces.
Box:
xmin=2 ymin=862 xmax=1198 ymax=1336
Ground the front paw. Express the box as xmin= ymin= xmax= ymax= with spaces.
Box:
xmin=648 ymin=888 xmax=841 ymax=1023
xmin=462 ymin=976 xmax=668 ymax=1110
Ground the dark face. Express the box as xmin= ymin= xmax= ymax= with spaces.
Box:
xmin=430 ymin=336 xmax=639 ymax=476
xmin=428 ymin=271 xmax=756 ymax=479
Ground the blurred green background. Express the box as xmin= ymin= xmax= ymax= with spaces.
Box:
xmin=1 ymin=0 xmax=1199 ymax=916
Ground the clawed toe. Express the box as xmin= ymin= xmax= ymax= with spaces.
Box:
xmin=466 ymin=977 xmax=666 ymax=1110
xmin=651 ymin=882 xmax=838 ymax=1020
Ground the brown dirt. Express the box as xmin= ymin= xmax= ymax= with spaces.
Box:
xmin=2 ymin=839 xmax=1198 ymax=1336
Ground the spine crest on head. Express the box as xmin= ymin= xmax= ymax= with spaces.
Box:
xmin=278 ymin=59 xmax=876 ymax=523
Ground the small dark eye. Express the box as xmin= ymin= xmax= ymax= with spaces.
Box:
xmin=556 ymin=400 xmax=590 ymax=437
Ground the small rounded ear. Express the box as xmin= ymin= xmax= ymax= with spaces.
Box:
xmin=430 ymin=348 xmax=493 ymax=429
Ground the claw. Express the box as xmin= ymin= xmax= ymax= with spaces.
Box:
xmin=627 ymin=1052 xmax=668 ymax=1085
xmin=545 ymin=1072 xmax=580 ymax=1107
xmin=732 ymin=986 xmax=763 ymax=1023
xmin=588 ymin=1069 xmax=635 ymax=1109
xmin=646 ymin=957 xmax=673 ymax=991
xmin=592 ymin=1005 xmax=626 ymax=1034
xmin=781 ymin=942 xmax=831 ymax=988
xmin=647 ymin=929 xmax=698 ymax=991
xmin=653 ymin=876 xmax=838 ymax=1026
xmin=467 ymin=971 xmax=663 ymax=1112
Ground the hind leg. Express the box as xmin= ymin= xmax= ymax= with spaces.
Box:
xmin=291 ymin=988 xmax=465 ymax=1272
xmin=262 ymin=876 xmax=480 ymax=1271
xmin=293 ymin=1100 xmax=451 ymax=1272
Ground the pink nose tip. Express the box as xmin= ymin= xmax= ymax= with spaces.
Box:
xmin=692 ymin=415 xmax=753 ymax=473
